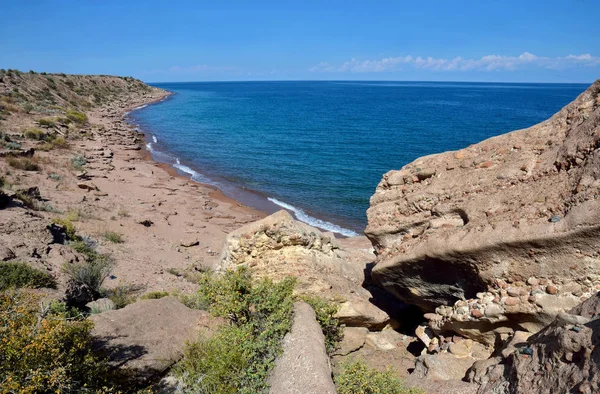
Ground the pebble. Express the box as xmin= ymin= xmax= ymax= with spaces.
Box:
xmin=507 ymin=287 xmax=521 ymax=297
xmin=470 ymin=309 xmax=483 ymax=318
xmin=546 ymin=285 xmax=558 ymax=295
xmin=527 ymin=277 xmax=539 ymax=286
xmin=504 ymin=297 xmax=520 ymax=306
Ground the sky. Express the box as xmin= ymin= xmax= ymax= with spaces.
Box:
xmin=1 ymin=0 xmax=599 ymax=83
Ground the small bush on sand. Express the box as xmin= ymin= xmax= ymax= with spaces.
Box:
xmin=63 ymin=241 xmax=113 ymax=294
xmin=37 ymin=118 xmax=56 ymax=128
xmin=302 ymin=295 xmax=343 ymax=354
xmin=0 ymin=262 xmax=56 ymax=290
xmin=71 ymin=155 xmax=87 ymax=170
xmin=335 ymin=359 xmax=423 ymax=394
xmin=52 ymin=217 xmax=77 ymax=240
xmin=39 ymin=136 xmax=68 ymax=151
xmin=103 ymin=231 xmax=123 ymax=243
xmin=7 ymin=157 xmax=40 ymax=171
xmin=175 ymin=268 xmax=295 ymax=393
xmin=24 ymin=128 xmax=46 ymax=140
xmin=66 ymin=109 xmax=88 ymax=124
xmin=0 ymin=290 xmax=116 ymax=393
xmin=101 ymin=283 xmax=142 ymax=309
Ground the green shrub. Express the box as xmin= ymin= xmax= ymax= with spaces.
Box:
xmin=24 ymin=128 xmax=46 ymax=140
xmin=63 ymin=242 xmax=113 ymax=294
xmin=103 ymin=231 xmax=123 ymax=243
xmin=101 ymin=284 xmax=141 ymax=309
xmin=7 ymin=157 xmax=40 ymax=171
xmin=71 ymin=155 xmax=87 ymax=170
xmin=140 ymin=291 xmax=169 ymax=300
xmin=0 ymin=290 xmax=117 ymax=393
xmin=66 ymin=109 xmax=88 ymax=124
xmin=0 ymin=262 xmax=56 ymax=290
xmin=335 ymin=359 xmax=423 ymax=394
xmin=176 ymin=268 xmax=295 ymax=393
xmin=14 ymin=190 xmax=39 ymax=210
xmin=302 ymin=295 xmax=343 ymax=353
xmin=38 ymin=118 xmax=56 ymax=128
xmin=52 ymin=217 xmax=77 ymax=240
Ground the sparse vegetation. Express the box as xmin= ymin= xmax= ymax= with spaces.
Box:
xmin=24 ymin=127 xmax=47 ymax=140
xmin=175 ymin=268 xmax=295 ymax=393
xmin=7 ymin=157 xmax=40 ymax=171
xmin=66 ymin=109 xmax=88 ymax=124
xmin=37 ymin=117 xmax=56 ymax=128
xmin=0 ymin=262 xmax=56 ymax=290
xmin=52 ymin=217 xmax=77 ymax=240
xmin=71 ymin=155 xmax=87 ymax=170
xmin=103 ymin=230 xmax=124 ymax=243
xmin=101 ymin=284 xmax=141 ymax=309
xmin=335 ymin=359 xmax=423 ymax=394
xmin=140 ymin=291 xmax=169 ymax=300
xmin=63 ymin=250 xmax=113 ymax=295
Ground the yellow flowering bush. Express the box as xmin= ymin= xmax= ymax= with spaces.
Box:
xmin=0 ymin=290 xmax=113 ymax=393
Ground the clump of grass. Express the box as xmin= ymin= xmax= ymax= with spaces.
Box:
xmin=175 ymin=268 xmax=295 ymax=393
xmin=166 ymin=267 xmax=182 ymax=277
xmin=101 ymin=284 xmax=141 ymax=309
xmin=302 ymin=295 xmax=343 ymax=354
xmin=140 ymin=291 xmax=169 ymax=300
xmin=71 ymin=155 xmax=87 ymax=170
xmin=38 ymin=136 xmax=68 ymax=151
xmin=62 ymin=243 xmax=113 ymax=295
xmin=103 ymin=231 xmax=123 ymax=244
xmin=335 ymin=359 xmax=423 ymax=394
xmin=37 ymin=118 xmax=56 ymax=128
xmin=14 ymin=190 xmax=39 ymax=210
xmin=7 ymin=157 xmax=40 ymax=171
xmin=24 ymin=128 xmax=47 ymax=140
xmin=0 ymin=262 xmax=56 ymax=290
xmin=66 ymin=109 xmax=88 ymax=124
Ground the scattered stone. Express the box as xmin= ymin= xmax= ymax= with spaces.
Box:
xmin=332 ymin=327 xmax=368 ymax=356
xmin=546 ymin=284 xmax=558 ymax=295
xmin=139 ymin=219 xmax=154 ymax=227
xmin=0 ymin=245 xmax=15 ymax=261
xmin=180 ymin=237 xmax=199 ymax=247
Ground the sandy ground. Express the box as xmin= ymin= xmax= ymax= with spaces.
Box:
xmin=1 ymin=88 xmax=266 ymax=296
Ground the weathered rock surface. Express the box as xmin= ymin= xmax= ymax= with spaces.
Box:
xmin=268 ymin=301 xmax=336 ymax=394
xmin=474 ymin=291 xmax=600 ymax=394
xmin=220 ymin=210 xmax=389 ymax=329
xmin=366 ymin=79 xmax=600 ymax=342
xmin=90 ymin=297 xmax=219 ymax=380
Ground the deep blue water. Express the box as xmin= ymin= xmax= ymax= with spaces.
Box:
xmin=130 ymin=81 xmax=588 ymax=236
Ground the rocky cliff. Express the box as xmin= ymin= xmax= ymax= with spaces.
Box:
xmin=366 ymin=79 xmax=600 ymax=343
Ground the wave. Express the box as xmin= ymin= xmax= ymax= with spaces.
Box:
xmin=173 ymin=158 xmax=212 ymax=184
xmin=152 ymin=135 xmax=158 ymax=143
xmin=146 ymin=142 xmax=154 ymax=152
xmin=133 ymin=104 xmax=148 ymax=110
xmin=267 ymin=197 xmax=359 ymax=237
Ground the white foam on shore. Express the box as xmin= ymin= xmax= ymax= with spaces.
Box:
xmin=174 ymin=158 xmax=212 ymax=184
xmin=146 ymin=142 xmax=154 ymax=152
xmin=267 ymin=197 xmax=359 ymax=237
xmin=152 ymin=135 xmax=158 ymax=143
xmin=133 ymin=104 xmax=148 ymax=110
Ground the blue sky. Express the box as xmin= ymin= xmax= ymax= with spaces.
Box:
xmin=1 ymin=0 xmax=599 ymax=83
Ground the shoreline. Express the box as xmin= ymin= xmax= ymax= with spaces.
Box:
xmin=125 ymin=89 xmax=361 ymax=237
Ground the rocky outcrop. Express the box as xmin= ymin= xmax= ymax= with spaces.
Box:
xmin=472 ymin=291 xmax=600 ymax=394
xmin=219 ymin=210 xmax=389 ymax=329
xmin=366 ymin=79 xmax=600 ymax=342
xmin=90 ymin=297 xmax=220 ymax=380
xmin=268 ymin=302 xmax=336 ymax=394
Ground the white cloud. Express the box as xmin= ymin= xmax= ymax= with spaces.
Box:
xmin=310 ymin=52 xmax=600 ymax=73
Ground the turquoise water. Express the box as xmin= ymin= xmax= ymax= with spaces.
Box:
xmin=130 ymin=81 xmax=588 ymax=235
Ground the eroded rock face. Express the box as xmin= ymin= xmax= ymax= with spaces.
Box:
xmin=473 ymin=292 xmax=600 ymax=394
xmin=220 ymin=210 xmax=390 ymax=329
xmin=366 ymin=80 xmax=600 ymax=341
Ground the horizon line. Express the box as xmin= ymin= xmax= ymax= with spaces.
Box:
xmin=145 ymin=78 xmax=595 ymax=85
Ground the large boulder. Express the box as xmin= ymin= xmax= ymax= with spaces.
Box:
xmin=366 ymin=79 xmax=600 ymax=342
xmin=90 ymin=297 xmax=220 ymax=380
xmin=220 ymin=210 xmax=389 ymax=329
xmin=473 ymin=291 xmax=600 ymax=394
xmin=268 ymin=302 xmax=336 ymax=394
